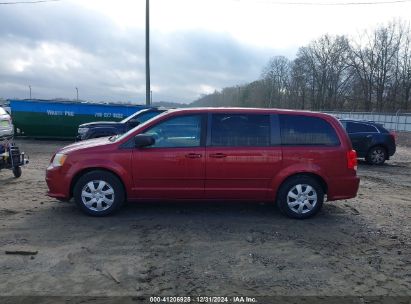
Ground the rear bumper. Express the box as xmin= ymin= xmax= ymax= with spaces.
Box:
xmin=45 ymin=166 xmax=71 ymax=200
xmin=327 ymin=175 xmax=360 ymax=201
xmin=388 ymin=144 xmax=396 ymax=157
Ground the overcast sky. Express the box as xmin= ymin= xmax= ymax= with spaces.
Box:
xmin=1 ymin=0 xmax=411 ymax=104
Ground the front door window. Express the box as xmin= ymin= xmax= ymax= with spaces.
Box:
xmin=143 ymin=115 xmax=202 ymax=148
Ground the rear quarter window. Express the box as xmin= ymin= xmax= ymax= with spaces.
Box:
xmin=376 ymin=124 xmax=389 ymax=133
xmin=346 ymin=122 xmax=378 ymax=133
xmin=279 ymin=114 xmax=340 ymax=146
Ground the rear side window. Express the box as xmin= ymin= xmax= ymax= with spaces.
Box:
xmin=280 ymin=115 xmax=340 ymax=146
xmin=211 ymin=114 xmax=270 ymax=147
xmin=346 ymin=122 xmax=378 ymax=133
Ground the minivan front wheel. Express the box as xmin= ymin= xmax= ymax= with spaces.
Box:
xmin=73 ymin=170 xmax=125 ymax=216
xmin=277 ymin=176 xmax=324 ymax=219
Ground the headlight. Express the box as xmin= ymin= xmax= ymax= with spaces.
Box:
xmin=78 ymin=127 xmax=89 ymax=134
xmin=51 ymin=153 xmax=67 ymax=167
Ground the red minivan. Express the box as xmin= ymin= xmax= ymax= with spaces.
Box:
xmin=46 ymin=108 xmax=359 ymax=219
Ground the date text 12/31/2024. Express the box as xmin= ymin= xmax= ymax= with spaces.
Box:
xmin=149 ymin=296 xmax=257 ymax=303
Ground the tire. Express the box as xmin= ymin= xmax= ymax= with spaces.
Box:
xmin=12 ymin=167 xmax=22 ymax=178
xmin=73 ymin=170 xmax=125 ymax=216
xmin=366 ymin=146 xmax=387 ymax=165
xmin=277 ymin=176 xmax=324 ymax=219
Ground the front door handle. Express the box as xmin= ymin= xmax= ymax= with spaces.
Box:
xmin=185 ymin=153 xmax=202 ymax=159
xmin=209 ymin=153 xmax=227 ymax=158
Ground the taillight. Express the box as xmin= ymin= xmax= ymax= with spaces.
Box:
xmin=389 ymin=131 xmax=396 ymax=142
xmin=347 ymin=150 xmax=358 ymax=170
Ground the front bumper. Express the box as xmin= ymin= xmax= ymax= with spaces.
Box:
xmin=76 ymin=134 xmax=86 ymax=141
xmin=45 ymin=166 xmax=71 ymax=201
xmin=0 ymin=127 xmax=13 ymax=139
xmin=15 ymin=151 xmax=29 ymax=167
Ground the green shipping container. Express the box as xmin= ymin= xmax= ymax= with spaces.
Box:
xmin=9 ymin=99 xmax=146 ymax=138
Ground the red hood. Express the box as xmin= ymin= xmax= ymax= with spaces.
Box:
xmin=59 ymin=137 xmax=114 ymax=154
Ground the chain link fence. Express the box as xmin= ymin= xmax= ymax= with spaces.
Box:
xmin=325 ymin=111 xmax=411 ymax=132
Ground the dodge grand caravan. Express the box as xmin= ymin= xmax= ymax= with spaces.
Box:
xmin=46 ymin=108 xmax=359 ymax=219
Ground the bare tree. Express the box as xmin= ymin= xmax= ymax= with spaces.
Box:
xmin=261 ymin=56 xmax=291 ymax=108
xmin=349 ymin=20 xmax=408 ymax=111
xmin=295 ymin=35 xmax=352 ymax=110
xmin=399 ymin=24 xmax=411 ymax=110
xmin=192 ymin=20 xmax=411 ymax=112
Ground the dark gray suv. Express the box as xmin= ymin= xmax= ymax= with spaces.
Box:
xmin=339 ymin=119 xmax=396 ymax=165
xmin=77 ymin=108 xmax=165 ymax=140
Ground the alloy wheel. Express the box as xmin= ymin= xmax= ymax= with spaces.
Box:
xmin=81 ymin=180 xmax=115 ymax=212
xmin=370 ymin=148 xmax=385 ymax=164
xmin=287 ymin=184 xmax=318 ymax=214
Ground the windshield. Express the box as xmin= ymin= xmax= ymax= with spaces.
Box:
xmin=120 ymin=109 xmax=162 ymax=124
xmin=113 ymin=110 xmax=170 ymax=142
xmin=120 ymin=109 xmax=146 ymax=123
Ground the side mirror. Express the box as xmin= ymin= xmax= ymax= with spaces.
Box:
xmin=127 ymin=120 xmax=140 ymax=128
xmin=134 ymin=134 xmax=155 ymax=148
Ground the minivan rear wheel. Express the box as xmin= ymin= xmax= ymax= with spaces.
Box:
xmin=73 ymin=170 xmax=125 ymax=216
xmin=277 ymin=176 xmax=324 ymax=219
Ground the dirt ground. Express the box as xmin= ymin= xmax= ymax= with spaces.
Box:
xmin=0 ymin=138 xmax=410 ymax=298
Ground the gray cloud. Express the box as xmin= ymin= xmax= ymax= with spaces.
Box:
xmin=0 ymin=2 xmax=283 ymax=103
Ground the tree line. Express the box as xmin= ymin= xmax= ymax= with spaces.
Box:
xmin=192 ymin=20 xmax=411 ymax=112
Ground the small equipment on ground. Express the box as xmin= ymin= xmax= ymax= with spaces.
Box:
xmin=0 ymin=138 xmax=29 ymax=178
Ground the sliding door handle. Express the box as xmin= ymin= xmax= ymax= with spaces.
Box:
xmin=185 ymin=153 xmax=202 ymax=159
xmin=209 ymin=153 xmax=227 ymax=158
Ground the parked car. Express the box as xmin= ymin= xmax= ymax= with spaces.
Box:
xmin=76 ymin=107 xmax=166 ymax=140
xmin=0 ymin=106 xmax=13 ymax=140
xmin=46 ymin=108 xmax=360 ymax=219
xmin=339 ymin=119 xmax=396 ymax=165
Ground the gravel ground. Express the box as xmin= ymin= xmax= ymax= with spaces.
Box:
xmin=0 ymin=139 xmax=410 ymax=298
